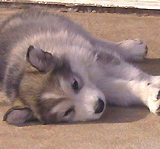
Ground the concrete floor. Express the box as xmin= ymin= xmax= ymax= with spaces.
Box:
xmin=0 ymin=6 xmax=160 ymax=149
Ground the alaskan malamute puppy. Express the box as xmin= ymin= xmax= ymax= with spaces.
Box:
xmin=1 ymin=10 xmax=160 ymax=125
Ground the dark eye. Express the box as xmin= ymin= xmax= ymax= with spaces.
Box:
xmin=72 ymin=80 xmax=79 ymax=91
xmin=64 ymin=108 xmax=73 ymax=117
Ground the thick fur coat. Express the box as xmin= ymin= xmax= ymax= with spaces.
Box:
xmin=1 ymin=10 xmax=160 ymax=125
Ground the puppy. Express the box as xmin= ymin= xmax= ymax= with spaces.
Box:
xmin=1 ymin=10 xmax=159 ymax=125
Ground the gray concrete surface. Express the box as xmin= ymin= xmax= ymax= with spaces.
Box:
xmin=0 ymin=6 xmax=160 ymax=149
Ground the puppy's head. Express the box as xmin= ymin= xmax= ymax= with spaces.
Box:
xmin=4 ymin=46 xmax=106 ymax=125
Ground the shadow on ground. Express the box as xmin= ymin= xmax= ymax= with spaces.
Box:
xmin=134 ymin=58 xmax=160 ymax=75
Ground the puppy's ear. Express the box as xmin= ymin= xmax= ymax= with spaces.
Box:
xmin=3 ymin=107 xmax=35 ymax=125
xmin=27 ymin=45 xmax=56 ymax=73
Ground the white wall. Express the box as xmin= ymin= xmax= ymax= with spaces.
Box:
xmin=32 ymin=0 xmax=160 ymax=9
xmin=3 ymin=0 xmax=160 ymax=9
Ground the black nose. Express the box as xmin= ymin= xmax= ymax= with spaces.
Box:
xmin=94 ymin=99 xmax=105 ymax=114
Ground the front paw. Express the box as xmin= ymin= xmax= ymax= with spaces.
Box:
xmin=147 ymin=88 xmax=160 ymax=114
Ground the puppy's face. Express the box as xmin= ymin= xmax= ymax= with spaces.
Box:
xmin=4 ymin=46 xmax=106 ymax=125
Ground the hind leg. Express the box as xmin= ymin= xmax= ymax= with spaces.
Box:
xmin=91 ymin=37 xmax=148 ymax=61
xmin=117 ymin=38 xmax=148 ymax=61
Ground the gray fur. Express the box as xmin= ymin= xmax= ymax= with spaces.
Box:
xmin=1 ymin=10 xmax=160 ymax=125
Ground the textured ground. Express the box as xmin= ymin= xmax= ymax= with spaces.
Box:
xmin=0 ymin=5 xmax=160 ymax=149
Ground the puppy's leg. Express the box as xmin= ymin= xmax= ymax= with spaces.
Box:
xmin=117 ymin=38 xmax=148 ymax=61
xmin=91 ymin=38 xmax=148 ymax=61
xmin=98 ymin=77 xmax=160 ymax=114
